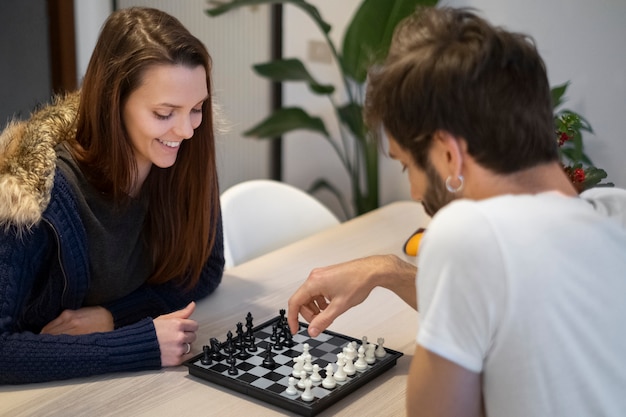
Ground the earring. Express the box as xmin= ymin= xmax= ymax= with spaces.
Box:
xmin=445 ymin=175 xmax=464 ymax=193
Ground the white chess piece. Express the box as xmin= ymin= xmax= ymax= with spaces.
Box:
xmin=310 ymin=364 xmax=322 ymax=383
xmin=334 ymin=353 xmax=347 ymax=382
xmin=285 ymin=377 xmax=298 ymax=395
xmin=343 ymin=342 xmax=356 ymax=361
xmin=303 ymin=355 xmax=313 ymax=373
xmin=301 ymin=378 xmax=314 ymax=402
xmin=354 ymin=346 xmax=368 ymax=372
xmin=297 ymin=373 xmax=307 ymax=389
xmin=292 ymin=355 xmax=304 ymax=377
xmin=361 ymin=336 xmax=369 ymax=352
xmin=302 ymin=343 xmax=312 ymax=362
xmin=343 ymin=355 xmax=356 ymax=376
xmin=322 ymin=363 xmax=336 ymax=389
xmin=365 ymin=344 xmax=377 ymax=364
xmin=375 ymin=337 xmax=386 ymax=358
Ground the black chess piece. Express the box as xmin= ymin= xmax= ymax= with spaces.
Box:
xmin=235 ymin=322 xmax=244 ymax=348
xmin=228 ymin=360 xmax=238 ymax=375
xmin=246 ymin=336 xmax=258 ymax=352
xmin=236 ymin=342 xmax=248 ymax=359
xmin=210 ymin=337 xmax=223 ymax=361
xmin=246 ymin=312 xmax=254 ymax=328
xmin=270 ymin=322 xmax=278 ymax=341
xmin=262 ymin=344 xmax=277 ymax=369
xmin=282 ymin=329 xmax=295 ymax=348
xmin=226 ymin=349 xmax=236 ymax=365
xmin=224 ymin=330 xmax=235 ymax=354
xmin=201 ymin=345 xmax=212 ymax=365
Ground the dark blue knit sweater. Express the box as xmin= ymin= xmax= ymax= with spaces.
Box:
xmin=0 ymin=170 xmax=224 ymax=384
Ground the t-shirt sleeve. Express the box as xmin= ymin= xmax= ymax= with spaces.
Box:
xmin=416 ymin=200 xmax=506 ymax=373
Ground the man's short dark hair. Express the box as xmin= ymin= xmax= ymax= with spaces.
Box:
xmin=365 ymin=7 xmax=558 ymax=172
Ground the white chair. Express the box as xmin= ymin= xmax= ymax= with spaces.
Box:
xmin=220 ymin=179 xmax=340 ymax=269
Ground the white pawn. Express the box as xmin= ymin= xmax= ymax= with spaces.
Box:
xmin=334 ymin=354 xmax=347 ymax=382
xmin=292 ymin=355 xmax=304 ymax=377
xmin=375 ymin=337 xmax=386 ymax=358
xmin=354 ymin=346 xmax=368 ymax=372
xmin=343 ymin=355 xmax=356 ymax=376
xmin=365 ymin=344 xmax=377 ymax=364
xmin=322 ymin=363 xmax=336 ymax=389
xmin=285 ymin=377 xmax=298 ymax=395
xmin=301 ymin=378 xmax=314 ymax=402
xmin=297 ymin=373 xmax=307 ymax=389
xmin=302 ymin=343 xmax=312 ymax=361
xmin=310 ymin=364 xmax=322 ymax=383
xmin=303 ymin=355 xmax=313 ymax=373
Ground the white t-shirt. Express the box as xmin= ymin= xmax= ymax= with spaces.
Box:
xmin=416 ymin=189 xmax=626 ymax=417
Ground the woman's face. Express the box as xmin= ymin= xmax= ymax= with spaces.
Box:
xmin=123 ymin=64 xmax=208 ymax=185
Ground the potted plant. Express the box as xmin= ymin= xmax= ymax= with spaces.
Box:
xmin=552 ymin=82 xmax=612 ymax=192
xmin=206 ymin=0 xmax=438 ymax=218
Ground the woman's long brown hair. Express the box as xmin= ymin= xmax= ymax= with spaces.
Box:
xmin=71 ymin=7 xmax=220 ymax=288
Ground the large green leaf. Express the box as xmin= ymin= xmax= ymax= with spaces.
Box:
xmin=551 ymin=82 xmax=569 ymax=109
xmin=253 ymin=59 xmax=335 ymax=94
xmin=337 ymin=102 xmax=365 ymax=140
xmin=342 ymin=0 xmax=438 ymax=83
xmin=243 ymin=107 xmax=329 ymax=138
xmin=206 ymin=0 xmax=331 ymax=33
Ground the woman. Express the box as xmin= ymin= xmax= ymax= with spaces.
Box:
xmin=0 ymin=7 xmax=224 ymax=384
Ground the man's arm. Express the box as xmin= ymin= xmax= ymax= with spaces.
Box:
xmin=287 ymin=254 xmax=417 ymax=337
xmin=407 ymin=344 xmax=483 ymax=417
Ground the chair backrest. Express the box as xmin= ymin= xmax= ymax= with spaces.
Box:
xmin=220 ymin=179 xmax=340 ymax=269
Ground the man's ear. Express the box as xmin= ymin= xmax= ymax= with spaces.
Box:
xmin=431 ymin=130 xmax=465 ymax=178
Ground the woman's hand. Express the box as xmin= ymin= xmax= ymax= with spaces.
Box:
xmin=153 ymin=302 xmax=199 ymax=366
xmin=41 ymin=306 xmax=114 ymax=335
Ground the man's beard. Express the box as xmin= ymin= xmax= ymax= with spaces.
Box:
xmin=421 ymin=161 xmax=458 ymax=217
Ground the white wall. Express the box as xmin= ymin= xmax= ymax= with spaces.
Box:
xmin=283 ymin=0 xmax=626 ymax=219
xmin=282 ymin=0 xmax=411 ymax=220
xmin=74 ymin=0 xmax=273 ymax=193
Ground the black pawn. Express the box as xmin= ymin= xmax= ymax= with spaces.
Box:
xmin=262 ymin=344 xmax=277 ymax=368
xmin=201 ymin=345 xmax=212 ymax=365
xmin=270 ymin=322 xmax=279 ymax=341
xmin=282 ymin=329 xmax=295 ymax=348
xmin=226 ymin=349 xmax=236 ymax=365
xmin=236 ymin=343 xmax=248 ymax=359
xmin=228 ymin=360 xmax=239 ymax=375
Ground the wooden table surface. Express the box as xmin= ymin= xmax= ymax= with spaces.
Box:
xmin=0 ymin=201 xmax=429 ymax=417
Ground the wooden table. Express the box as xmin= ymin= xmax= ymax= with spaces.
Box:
xmin=0 ymin=201 xmax=429 ymax=417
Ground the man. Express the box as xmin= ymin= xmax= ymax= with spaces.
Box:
xmin=288 ymin=7 xmax=626 ymax=416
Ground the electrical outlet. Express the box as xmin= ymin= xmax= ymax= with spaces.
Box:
xmin=307 ymin=40 xmax=332 ymax=64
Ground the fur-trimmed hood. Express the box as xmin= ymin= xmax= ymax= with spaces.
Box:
xmin=0 ymin=92 xmax=80 ymax=229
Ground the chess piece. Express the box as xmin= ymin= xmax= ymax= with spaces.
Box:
xmin=343 ymin=355 xmax=356 ymax=376
xmin=224 ymin=330 xmax=235 ymax=354
xmin=262 ymin=344 xmax=276 ymax=368
xmin=303 ymin=355 xmax=313 ymax=374
xmin=365 ymin=343 xmax=377 ymax=364
xmin=343 ymin=342 xmax=356 ymax=361
xmin=210 ymin=337 xmax=223 ymax=361
xmin=297 ymin=373 xmax=307 ymax=389
xmin=334 ymin=353 xmax=347 ymax=382
xmin=310 ymin=364 xmax=322 ymax=383
xmin=285 ymin=377 xmax=298 ymax=395
xmin=201 ymin=345 xmax=212 ymax=365
xmin=292 ymin=356 xmax=304 ymax=378
xmin=228 ymin=360 xmax=238 ymax=375
xmin=354 ymin=346 xmax=368 ymax=372
xmin=322 ymin=363 xmax=337 ymax=389
xmin=375 ymin=337 xmax=386 ymax=358
xmin=300 ymin=379 xmax=314 ymax=402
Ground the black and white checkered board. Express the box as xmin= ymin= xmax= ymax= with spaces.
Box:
xmin=185 ymin=314 xmax=403 ymax=416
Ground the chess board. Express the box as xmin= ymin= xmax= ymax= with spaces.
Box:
xmin=185 ymin=313 xmax=403 ymax=416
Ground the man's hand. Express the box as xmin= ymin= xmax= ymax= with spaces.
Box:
xmin=287 ymin=255 xmax=417 ymax=337
xmin=41 ymin=306 xmax=115 ymax=335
